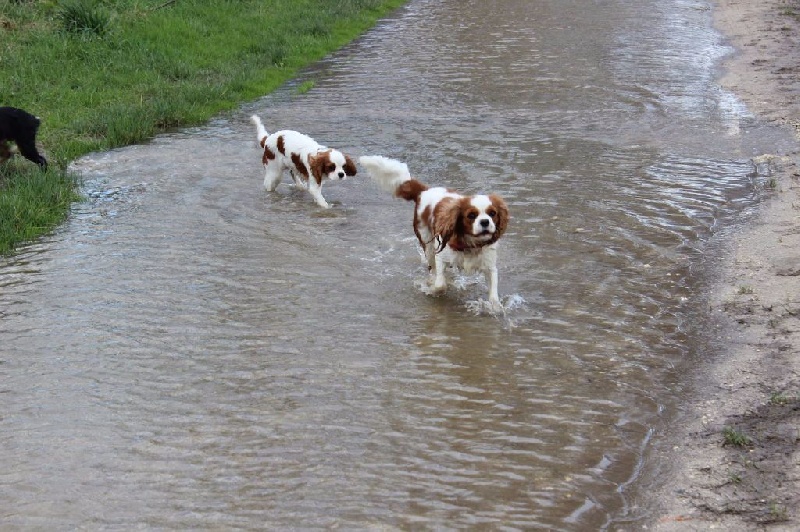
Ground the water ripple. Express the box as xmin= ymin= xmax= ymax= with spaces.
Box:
xmin=1 ymin=0 xmax=796 ymax=529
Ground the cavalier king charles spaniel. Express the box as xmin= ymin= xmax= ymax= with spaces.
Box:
xmin=251 ymin=114 xmax=356 ymax=208
xmin=360 ymin=155 xmax=509 ymax=309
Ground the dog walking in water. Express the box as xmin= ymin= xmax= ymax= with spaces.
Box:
xmin=251 ymin=115 xmax=356 ymax=208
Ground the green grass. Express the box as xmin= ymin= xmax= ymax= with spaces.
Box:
xmin=768 ymin=501 xmax=788 ymax=522
xmin=768 ymin=390 xmax=797 ymax=405
xmin=297 ymin=80 xmax=316 ymax=95
xmin=722 ymin=426 xmax=752 ymax=447
xmin=0 ymin=0 xmax=406 ymax=254
xmin=0 ymin=162 xmax=81 ymax=252
xmin=56 ymin=0 xmax=112 ymax=36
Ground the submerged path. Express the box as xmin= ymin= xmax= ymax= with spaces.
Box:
xmin=0 ymin=0 xmax=795 ymax=528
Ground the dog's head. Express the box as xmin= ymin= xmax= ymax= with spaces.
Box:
xmin=434 ymin=194 xmax=509 ymax=251
xmin=309 ymin=149 xmax=357 ymax=185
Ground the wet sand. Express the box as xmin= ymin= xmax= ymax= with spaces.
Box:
xmin=652 ymin=0 xmax=800 ymax=528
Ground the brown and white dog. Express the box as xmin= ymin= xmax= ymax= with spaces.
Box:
xmin=360 ymin=155 xmax=509 ymax=309
xmin=251 ymin=114 xmax=356 ymax=208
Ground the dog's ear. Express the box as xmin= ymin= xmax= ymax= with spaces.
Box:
xmin=343 ymin=155 xmax=357 ymax=177
xmin=308 ymin=154 xmax=325 ymax=185
xmin=489 ymin=194 xmax=509 ymax=242
xmin=432 ymin=197 xmax=462 ymax=252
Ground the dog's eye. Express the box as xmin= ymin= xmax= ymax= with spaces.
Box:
xmin=325 ymin=164 xmax=336 ymax=173
xmin=487 ymin=209 xmax=496 ymax=217
xmin=467 ymin=213 xmax=478 ymax=220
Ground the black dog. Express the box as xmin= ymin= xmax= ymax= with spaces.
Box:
xmin=0 ymin=106 xmax=47 ymax=170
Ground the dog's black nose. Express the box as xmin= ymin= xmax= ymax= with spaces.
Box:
xmin=480 ymin=219 xmax=490 ymax=228
xmin=338 ymin=172 xmax=345 ymax=178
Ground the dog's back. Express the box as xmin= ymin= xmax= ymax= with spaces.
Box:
xmin=395 ymin=179 xmax=429 ymax=203
xmin=251 ymin=114 xmax=320 ymax=162
xmin=0 ymin=107 xmax=40 ymax=140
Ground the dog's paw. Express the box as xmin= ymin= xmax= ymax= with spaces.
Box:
xmin=431 ymin=280 xmax=447 ymax=295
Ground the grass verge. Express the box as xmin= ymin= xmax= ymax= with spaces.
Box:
xmin=0 ymin=0 xmax=406 ymax=254
xmin=0 ymin=162 xmax=81 ymax=252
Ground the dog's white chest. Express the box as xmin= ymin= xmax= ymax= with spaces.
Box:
xmin=441 ymin=245 xmax=497 ymax=274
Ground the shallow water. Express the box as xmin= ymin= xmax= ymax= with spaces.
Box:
xmin=1 ymin=0 xmax=796 ymax=529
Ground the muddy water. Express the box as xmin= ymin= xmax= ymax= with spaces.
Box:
xmin=1 ymin=0 xmax=795 ymax=529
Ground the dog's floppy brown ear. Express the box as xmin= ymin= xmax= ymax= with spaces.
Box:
xmin=308 ymin=154 xmax=325 ymax=185
xmin=489 ymin=194 xmax=509 ymax=242
xmin=432 ymin=197 xmax=462 ymax=253
xmin=343 ymin=155 xmax=357 ymax=177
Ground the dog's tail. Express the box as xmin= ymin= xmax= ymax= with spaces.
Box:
xmin=359 ymin=155 xmax=428 ymax=202
xmin=250 ymin=114 xmax=269 ymax=148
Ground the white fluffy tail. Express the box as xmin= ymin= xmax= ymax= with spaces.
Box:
xmin=359 ymin=155 xmax=412 ymax=194
xmin=251 ymin=114 xmax=269 ymax=146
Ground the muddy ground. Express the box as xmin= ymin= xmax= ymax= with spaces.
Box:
xmin=649 ymin=0 xmax=800 ymax=530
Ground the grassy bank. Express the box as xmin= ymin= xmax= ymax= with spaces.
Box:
xmin=0 ymin=0 xmax=406 ymax=254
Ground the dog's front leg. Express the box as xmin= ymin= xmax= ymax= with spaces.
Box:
xmin=263 ymin=165 xmax=282 ymax=191
xmin=308 ymin=182 xmax=330 ymax=208
xmin=423 ymin=242 xmax=437 ymax=270
xmin=485 ymin=266 xmax=501 ymax=309
xmin=16 ymin=135 xmax=47 ymax=169
xmin=482 ymin=246 xmax=502 ymax=309
xmin=431 ymin=252 xmax=447 ymax=294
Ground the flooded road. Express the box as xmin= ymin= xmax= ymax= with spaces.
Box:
xmin=1 ymin=0 xmax=796 ymax=529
